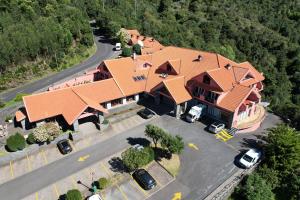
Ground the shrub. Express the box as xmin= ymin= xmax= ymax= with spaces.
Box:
xmin=33 ymin=122 xmax=61 ymax=143
xmin=98 ymin=177 xmax=109 ymax=190
xmin=133 ymin=44 xmax=141 ymax=55
xmin=5 ymin=116 xmax=13 ymax=122
xmin=122 ymin=47 xmax=132 ymax=57
xmin=14 ymin=93 xmax=28 ymax=102
xmin=66 ymin=189 xmax=82 ymax=200
xmin=26 ymin=133 xmax=36 ymax=145
xmin=121 ymin=146 xmax=154 ymax=171
xmin=6 ymin=133 xmax=26 ymax=152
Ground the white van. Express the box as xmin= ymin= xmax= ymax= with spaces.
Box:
xmin=186 ymin=104 xmax=206 ymax=123
xmin=115 ymin=43 xmax=121 ymax=51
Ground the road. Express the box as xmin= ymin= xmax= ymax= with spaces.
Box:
xmin=0 ymin=28 xmax=115 ymax=102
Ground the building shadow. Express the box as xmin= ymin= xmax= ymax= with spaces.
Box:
xmin=126 ymin=137 xmax=151 ymax=146
xmin=137 ymin=98 xmax=174 ymax=116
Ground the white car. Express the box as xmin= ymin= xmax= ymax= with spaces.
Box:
xmin=132 ymin=144 xmax=144 ymax=151
xmin=239 ymin=149 xmax=262 ymax=168
xmin=208 ymin=122 xmax=225 ymax=133
xmin=115 ymin=43 xmax=121 ymax=51
xmin=88 ymin=194 xmax=103 ymax=200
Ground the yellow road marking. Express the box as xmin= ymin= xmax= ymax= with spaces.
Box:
xmin=9 ymin=161 xmax=14 ymax=178
xmin=40 ymin=149 xmax=48 ymax=164
xmin=35 ymin=192 xmax=38 ymax=200
xmin=129 ymin=178 xmax=149 ymax=197
xmin=100 ymin=162 xmax=129 ymax=200
xmin=188 ymin=143 xmax=199 ymax=150
xmin=78 ymin=154 xmax=90 ymax=162
xmin=53 ymin=184 xmax=60 ymax=198
xmin=26 ymin=153 xmax=32 ymax=171
xmin=71 ymin=176 xmax=78 ymax=189
xmin=172 ymin=192 xmax=182 ymax=200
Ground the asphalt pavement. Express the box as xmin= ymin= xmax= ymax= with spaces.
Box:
xmin=0 ymin=27 xmax=115 ymax=102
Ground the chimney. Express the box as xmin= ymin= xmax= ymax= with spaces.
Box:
xmin=225 ymin=63 xmax=232 ymax=69
xmin=198 ymin=55 xmax=203 ymax=61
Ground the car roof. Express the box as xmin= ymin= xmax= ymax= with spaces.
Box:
xmin=246 ymin=149 xmax=260 ymax=157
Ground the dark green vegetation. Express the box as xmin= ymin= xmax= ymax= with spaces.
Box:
xmin=66 ymin=189 xmax=82 ymax=200
xmin=6 ymin=132 xmax=26 ymax=152
xmin=97 ymin=177 xmax=109 ymax=190
xmin=92 ymin=0 xmax=300 ymax=130
xmin=232 ymin=125 xmax=300 ymax=200
xmin=0 ymin=0 xmax=94 ymax=92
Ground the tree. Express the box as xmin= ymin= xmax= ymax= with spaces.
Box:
xmin=234 ymin=173 xmax=275 ymax=200
xmin=133 ymin=44 xmax=141 ymax=55
xmin=122 ymin=47 xmax=132 ymax=57
xmin=98 ymin=177 xmax=109 ymax=190
xmin=6 ymin=133 xmax=26 ymax=152
xmin=145 ymin=124 xmax=166 ymax=148
xmin=161 ymin=134 xmax=185 ymax=155
xmin=121 ymin=147 xmax=154 ymax=171
xmin=66 ymin=189 xmax=82 ymax=200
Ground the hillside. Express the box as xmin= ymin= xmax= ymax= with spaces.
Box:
xmin=90 ymin=0 xmax=300 ymax=129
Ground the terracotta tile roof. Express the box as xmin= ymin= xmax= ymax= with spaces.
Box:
xmin=15 ymin=110 xmax=26 ymax=122
xmin=163 ymin=77 xmax=192 ymax=104
xmin=206 ymin=68 xmax=235 ymax=91
xmin=126 ymin=29 xmax=140 ymax=36
xmin=23 ymin=79 xmax=122 ymax=125
xmin=167 ymin=59 xmax=181 ymax=74
xmin=218 ymin=85 xmax=253 ymax=112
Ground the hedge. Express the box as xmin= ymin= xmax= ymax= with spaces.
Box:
xmin=6 ymin=133 xmax=26 ymax=152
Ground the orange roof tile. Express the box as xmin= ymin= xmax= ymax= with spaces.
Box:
xmin=163 ymin=77 xmax=192 ymax=104
xmin=218 ymin=85 xmax=253 ymax=112
xmin=15 ymin=110 xmax=26 ymax=122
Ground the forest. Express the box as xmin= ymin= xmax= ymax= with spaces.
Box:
xmin=0 ymin=0 xmax=94 ymax=91
xmin=80 ymin=0 xmax=300 ymax=130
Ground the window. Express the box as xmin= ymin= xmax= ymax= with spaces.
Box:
xmin=205 ymin=91 xmax=219 ymax=103
xmin=167 ymin=64 xmax=172 ymax=72
xmin=193 ymin=86 xmax=205 ymax=97
xmin=203 ymin=75 xmax=210 ymax=85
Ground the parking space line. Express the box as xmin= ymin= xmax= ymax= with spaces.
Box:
xmin=35 ymin=192 xmax=38 ymax=200
xmin=26 ymin=153 xmax=32 ymax=171
xmin=69 ymin=140 xmax=77 ymax=151
xmin=71 ymin=176 xmax=78 ymax=189
xmin=100 ymin=162 xmax=129 ymax=200
xmin=84 ymin=137 xmax=91 ymax=147
xmin=9 ymin=161 xmax=14 ymax=178
xmin=129 ymin=177 xmax=149 ymax=197
xmin=53 ymin=184 xmax=60 ymax=198
xmin=40 ymin=149 xmax=48 ymax=164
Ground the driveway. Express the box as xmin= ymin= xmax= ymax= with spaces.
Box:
xmin=0 ymin=113 xmax=280 ymax=200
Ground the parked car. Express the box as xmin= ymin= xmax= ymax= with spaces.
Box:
xmin=137 ymin=108 xmax=154 ymax=119
xmin=115 ymin=43 xmax=121 ymax=51
xmin=132 ymin=169 xmax=157 ymax=190
xmin=132 ymin=144 xmax=144 ymax=151
xmin=57 ymin=139 xmax=72 ymax=155
xmin=208 ymin=122 xmax=225 ymax=133
xmin=239 ymin=148 xmax=262 ymax=168
xmin=88 ymin=194 xmax=103 ymax=200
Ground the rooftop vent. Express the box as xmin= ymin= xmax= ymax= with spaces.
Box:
xmin=133 ymin=75 xmax=146 ymax=81
xmin=225 ymin=63 xmax=232 ymax=69
xmin=197 ymin=55 xmax=203 ymax=61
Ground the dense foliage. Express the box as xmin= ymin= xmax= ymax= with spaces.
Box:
xmin=0 ymin=0 xmax=93 ymax=91
xmin=6 ymin=132 xmax=26 ymax=152
xmin=66 ymin=189 xmax=82 ymax=200
xmin=232 ymin=125 xmax=300 ymax=200
xmin=32 ymin=122 xmax=61 ymax=143
xmin=121 ymin=146 xmax=154 ymax=171
xmin=93 ymin=0 xmax=300 ymax=130
xmin=97 ymin=177 xmax=109 ymax=190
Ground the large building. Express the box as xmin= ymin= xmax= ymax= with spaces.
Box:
xmin=16 ymin=45 xmax=265 ymax=133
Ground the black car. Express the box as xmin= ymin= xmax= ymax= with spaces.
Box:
xmin=57 ymin=139 xmax=72 ymax=155
xmin=137 ymin=108 xmax=154 ymax=119
xmin=132 ymin=169 xmax=157 ymax=190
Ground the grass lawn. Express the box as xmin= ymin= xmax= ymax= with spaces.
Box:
xmin=158 ymin=154 xmax=180 ymax=177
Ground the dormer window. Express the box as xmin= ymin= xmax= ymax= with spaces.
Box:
xmin=167 ymin=64 xmax=172 ymax=72
xmin=203 ymin=75 xmax=211 ymax=85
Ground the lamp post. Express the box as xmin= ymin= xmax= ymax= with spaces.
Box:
xmin=91 ymin=172 xmax=97 ymax=194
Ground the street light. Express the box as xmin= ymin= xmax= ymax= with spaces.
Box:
xmin=91 ymin=172 xmax=97 ymax=194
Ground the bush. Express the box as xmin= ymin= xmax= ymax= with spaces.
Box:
xmin=5 ymin=116 xmax=13 ymax=122
xmin=33 ymin=122 xmax=61 ymax=143
xmin=26 ymin=133 xmax=36 ymax=145
xmin=98 ymin=177 xmax=109 ymax=190
xmin=66 ymin=189 xmax=82 ymax=200
xmin=121 ymin=146 xmax=154 ymax=171
xmin=6 ymin=133 xmax=26 ymax=152
xmin=122 ymin=47 xmax=132 ymax=57
xmin=133 ymin=44 xmax=141 ymax=55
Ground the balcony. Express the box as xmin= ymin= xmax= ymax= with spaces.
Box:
xmin=205 ymin=96 xmax=215 ymax=104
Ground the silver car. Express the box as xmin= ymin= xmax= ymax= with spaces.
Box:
xmin=208 ymin=122 xmax=225 ymax=133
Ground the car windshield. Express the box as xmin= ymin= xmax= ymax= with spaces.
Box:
xmin=187 ymin=113 xmax=194 ymax=118
xmin=61 ymin=141 xmax=69 ymax=148
xmin=144 ymin=109 xmax=152 ymax=114
xmin=243 ymin=154 xmax=254 ymax=162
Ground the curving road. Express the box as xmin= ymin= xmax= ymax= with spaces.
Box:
xmin=0 ymin=28 xmax=116 ymax=102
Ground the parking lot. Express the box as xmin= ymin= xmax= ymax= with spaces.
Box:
xmin=22 ymin=150 xmax=174 ymax=200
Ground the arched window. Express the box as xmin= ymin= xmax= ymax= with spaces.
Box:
xmin=203 ymin=75 xmax=210 ymax=85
